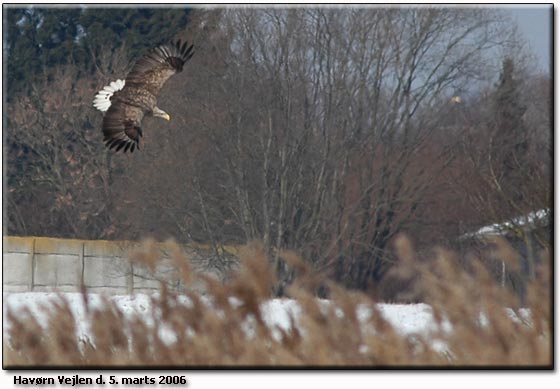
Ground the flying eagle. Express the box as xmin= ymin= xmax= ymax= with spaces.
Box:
xmin=93 ymin=40 xmax=194 ymax=153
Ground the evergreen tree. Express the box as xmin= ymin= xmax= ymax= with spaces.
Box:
xmin=494 ymin=58 xmax=528 ymax=156
xmin=79 ymin=8 xmax=192 ymax=59
xmin=491 ymin=57 xmax=528 ymax=203
xmin=4 ymin=6 xmax=192 ymax=96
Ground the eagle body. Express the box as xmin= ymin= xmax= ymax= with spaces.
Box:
xmin=113 ymin=86 xmax=158 ymax=112
xmin=93 ymin=40 xmax=194 ymax=153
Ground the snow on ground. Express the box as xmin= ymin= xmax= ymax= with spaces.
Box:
xmin=2 ymin=292 xmax=528 ymax=355
xmin=3 ymin=292 xmax=449 ymax=351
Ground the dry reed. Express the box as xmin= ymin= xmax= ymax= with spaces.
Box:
xmin=3 ymin=238 xmax=551 ymax=368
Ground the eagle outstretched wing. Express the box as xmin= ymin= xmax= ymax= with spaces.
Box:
xmin=125 ymin=40 xmax=194 ymax=97
xmin=94 ymin=40 xmax=194 ymax=153
xmin=102 ymin=102 xmax=144 ymax=153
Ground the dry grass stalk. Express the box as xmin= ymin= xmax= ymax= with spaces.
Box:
xmin=3 ymin=238 xmax=551 ymax=367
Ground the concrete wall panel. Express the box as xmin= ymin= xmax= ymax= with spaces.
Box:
xmin=3 ymin=236 xmax=237 ymax=295
xmin=83 ymin=256 xmax=131 ymax=289
xmin=34 ymin=237 xmax=83 ymax=255
xmin=3 ymin=253 xmax=32 ymax=286
xmin=3 ymin=236 xmax=34 ymax=253
xmin=34 ymin=254 xmax=81 ymax=287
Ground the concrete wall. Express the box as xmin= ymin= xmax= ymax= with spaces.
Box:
xmin=3 ymin=236 xmax=239 ymax=295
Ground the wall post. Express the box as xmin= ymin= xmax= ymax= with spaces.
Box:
xmin=29 ymin=238 xmax=36 ymax=292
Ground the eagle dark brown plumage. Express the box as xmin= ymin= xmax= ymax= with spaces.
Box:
xmin=93 ymin=40 xmax=194 ymax=153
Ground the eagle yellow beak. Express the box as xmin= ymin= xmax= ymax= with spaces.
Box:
xmin=154 ymin=108 xmax=171 ymax=121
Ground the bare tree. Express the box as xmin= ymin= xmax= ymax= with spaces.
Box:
xmin=124 ymin=7 xmax=513 ymax=291
xmin=5 ymin=48 xmax=132 ymax=238
xmin=9 ymin=7 xmax=535 ymax=295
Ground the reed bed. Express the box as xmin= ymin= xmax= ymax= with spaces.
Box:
xmin=3 ymin=238 xmax=551 ymax=368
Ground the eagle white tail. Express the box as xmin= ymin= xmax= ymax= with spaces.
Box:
xmin=93 ymin=79 xmax=125 ymax=112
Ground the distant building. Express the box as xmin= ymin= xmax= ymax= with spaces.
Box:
xmin=456 ymin=208 xmax=551 ymax=302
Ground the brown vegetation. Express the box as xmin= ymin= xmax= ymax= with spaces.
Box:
xmin=3 ymin=237 xmax=551 ymax=368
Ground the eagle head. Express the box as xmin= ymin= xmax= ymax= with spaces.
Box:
xmin=153 ymin=107 xmax=170 ymax=121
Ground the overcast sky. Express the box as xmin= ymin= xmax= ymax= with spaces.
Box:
xmin=508 ymin=5 xmax=552 ymax=74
